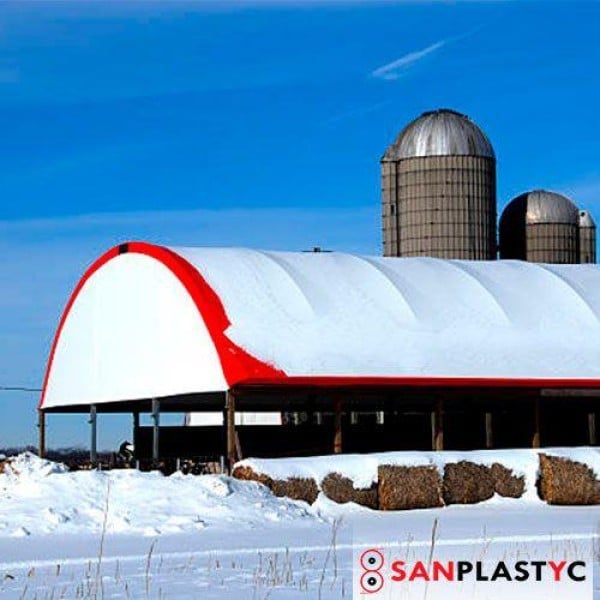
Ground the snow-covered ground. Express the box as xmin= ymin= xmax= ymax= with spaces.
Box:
xmin=0 ymin=454 xmax=599 ymax=599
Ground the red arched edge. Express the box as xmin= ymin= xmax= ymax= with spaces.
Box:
xmin=39 ymin=241 xmax=284 ymax=409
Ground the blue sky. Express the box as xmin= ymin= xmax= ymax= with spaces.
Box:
xmin=1 ymin=0 xmax=600 ymax=449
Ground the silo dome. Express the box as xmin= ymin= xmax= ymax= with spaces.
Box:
xmin=384 ymin=109 xmax=495 ymax=160
xmin=381 ymin=108 xmax=497 ymax=260
xmin=499 ymin=190 xmax=580 ymax=263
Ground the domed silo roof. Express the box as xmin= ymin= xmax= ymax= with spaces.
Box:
xmin=502 ymin=190 xmax=579 ymax=225
xmin=499 ymin=190 xmax=580 ymax=263
xmin=383 ymin=109 xmax=495 ymax=160
xmin=579 ymin=209 xmax=596 ymax=228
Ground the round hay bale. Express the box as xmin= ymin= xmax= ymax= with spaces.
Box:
xmin=271 ymin=478 xmax=319 ymax=504
xmin=232 ymin=465 xmax=318 ymax=504
xmin=539 ymin=454 xmax=600 ymax=505
xmin=321 ymin=472 xmax=378 ymax=509
xmin=378 ymin=465 xmax=443 ymax=510
xmin=231 ymin=465 xmax=273 ymax=487
xmin=490 ymin=463 xmax=525 ymax=498
xmin=443 ymin=461 xmax=494 ymax=505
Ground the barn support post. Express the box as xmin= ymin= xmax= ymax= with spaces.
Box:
xmin=89 ymin=405 xmax=98 ymax=466
xmin=431 ymin=399 xmax=444 ymax=451
xmin=532 ymin=397 xmax=541 ymax=449
xmin=132 ymin=411 xmax=140 ymax=460
xmin=225 ymin=391 xmax=237 ymax=472
xmin=485 ymin=411 xmax=493 ymax=449
xmin=38 ymin=410 xmax=46 ymax=458
xmin=333 ymin=398 xmax=343 ymax=454
xmin=151 ymin=399 xmax=160 ymax=467
xmin=588 ymin=411 xmax=597 ymax=446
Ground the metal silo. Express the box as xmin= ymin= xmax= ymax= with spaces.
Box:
xmin=579 ymin=210 xmax=596 ymax=264
xmin=499 ymin=190 xmax=580 ymax=263
xmin=381 ymin=109 xmax=497 ymax=259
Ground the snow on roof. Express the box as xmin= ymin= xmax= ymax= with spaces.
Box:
xmin=41 ymin=242 xmax=600 ymax=410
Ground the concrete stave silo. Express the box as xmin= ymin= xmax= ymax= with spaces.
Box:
xmin=382 ymin=109 xmax=496 ymax=260
xmin=499 ymin=190 xmax=580 ymax=264
xmin=578 ymin=210 xmax=596 ymax=264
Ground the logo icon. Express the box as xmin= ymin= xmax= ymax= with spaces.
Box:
xmin=359 ymin=549 xmax=385 ymax=594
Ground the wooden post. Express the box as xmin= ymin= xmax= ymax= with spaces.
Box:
xmin=226 ymin=391 xmax=237 ymax=471
xmin=532 ymin=397 xmax=541 ymax=449
xmin=431 ymin=399 xmax=444 ymax=451
xmin=333 ymin=398 xmax=343 ymax=454
xmin=132 ymin=412 xmax=140 ymax=461
xmin=485 ymin=412 xmax=493 ymax=449
xmin=90 ymin=405 xmax=97 ymax=465
xmin=588 ymin=411 xmax=597 ymax=446
xmin=151 ymin=399 xmax=160 ymax=466
xmin=38 ymin=410 xmax=46 ymax=458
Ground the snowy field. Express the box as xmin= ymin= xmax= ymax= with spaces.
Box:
xmin=0 ymin=454 xmax=599 ymax=599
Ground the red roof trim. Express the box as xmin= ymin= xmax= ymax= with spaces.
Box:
xmin=39 ymin=242 xmax=283 ymax=409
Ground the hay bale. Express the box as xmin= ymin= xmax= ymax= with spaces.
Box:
xmin=271 ymin=478 xmax=319 ymax=504
xmin=538 ymin=454 xmax=600 ymax=505
xmin=232 ymin=465 xmax=318 ymax=504
xmin=490 ymin=463 xmax=525 ymax=498
xmin=231 ymin=465 xmax=273 ymax=487
xmin=321 ymin=472 xmax=378 ymax=509
xmin=378 ymin=465 xmax=443 ymax=510
xmin=443 ymin=461 xmax=495 ymax=505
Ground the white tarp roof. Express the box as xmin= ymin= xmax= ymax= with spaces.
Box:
xmin=41 ymin=242 xmax=600 ymax=410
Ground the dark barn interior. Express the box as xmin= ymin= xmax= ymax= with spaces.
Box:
xmin=42 ymin=382 xmax=600 ymax=470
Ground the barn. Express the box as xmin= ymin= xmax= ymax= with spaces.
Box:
xmin=39 ymin=241 xmax=600 ymax=469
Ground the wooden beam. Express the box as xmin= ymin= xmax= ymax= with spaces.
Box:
xmin=90 ymin=405 xmax=97 ymax=465
xmin=151 ymin=398 xmax=160 ymax=466
xmin=38 ymin=410 xmax=46 ymax=459
xmin=485 ymin=412 xmax=493 ymax=449
xmin=431 ymin=399 xmax=444 ymax=451
xmin=532 ymin=397 xmax=541 ymax=449
xmin=226 ymin=391 xmax=237 ymax=471
xmin=132 ymin=412 xmax=140 ymax=461
xmin=333 ymin=398 xmax=343 ymax=454
xmin=588 ymin=411 xmax=597 ymax=446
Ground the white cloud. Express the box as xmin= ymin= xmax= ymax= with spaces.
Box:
xmin=371 ymin=40 xmax=446 ymax=80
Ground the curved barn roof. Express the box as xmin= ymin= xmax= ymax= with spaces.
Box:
xmin=41 ymin=242 xmax=600 ymax=410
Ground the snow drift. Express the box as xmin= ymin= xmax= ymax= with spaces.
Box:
xmin=0 ymin=453 xmax=315 ymax=538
